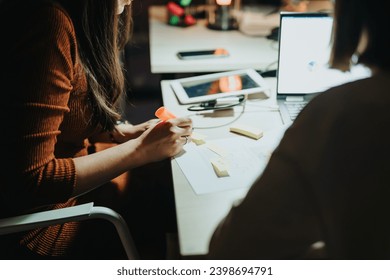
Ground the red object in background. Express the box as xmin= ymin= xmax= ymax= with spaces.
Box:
xmin=167 ymin=1 xmax=185 ymax=17
xmin=184 ymin=14 xmax=196 ymax=26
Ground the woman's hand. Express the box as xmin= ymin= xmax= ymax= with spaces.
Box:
xmin=135 ymin=117 xmax=193 ymax=163
xmin=73 ymin=117 xmax=192 ymax=194
xmin=112 ymin=119 xmax=160 ymax=143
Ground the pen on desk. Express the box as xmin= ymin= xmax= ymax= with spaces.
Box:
xmin=155 ymin=106 xmax=176 ymax=121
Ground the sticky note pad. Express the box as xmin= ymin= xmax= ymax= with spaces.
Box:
xmin=210 ymin=157 xmax=229 ymax=177
xmin=191 ymin=132 xmax=207 ymax=145
xmin=229 ymin=124 xmax=263 ymax=140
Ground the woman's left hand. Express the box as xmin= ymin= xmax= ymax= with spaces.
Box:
xmin=113 ymin=119 xmax=160 ymax=143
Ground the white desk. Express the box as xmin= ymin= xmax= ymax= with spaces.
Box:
xmin=148 ymin=2 xmax=333 ymax=75
xmin=149 ymin=6 xmax=279 ymax=74
xmin=161 ymin=78 xmax=286 ymax=257
xmin=154 ymin=1 xmax=333 ymax=257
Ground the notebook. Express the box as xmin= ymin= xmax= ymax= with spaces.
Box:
xmin=276 ymin=12 xmax=371 ymax=124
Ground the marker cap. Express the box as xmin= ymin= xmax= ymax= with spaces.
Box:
xmin=155 ymin=106 xmax=176 ymax=121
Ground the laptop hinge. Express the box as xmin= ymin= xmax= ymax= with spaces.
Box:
xmin=285 ymin=96 xmax=304 ymax=102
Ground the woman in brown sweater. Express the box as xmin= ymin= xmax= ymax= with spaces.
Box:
xmin=0 ymin=0 xmax=192 ymax=259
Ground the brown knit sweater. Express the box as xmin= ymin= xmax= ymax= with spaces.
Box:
xmin=1 ymin=0 xmax=107 ymax=256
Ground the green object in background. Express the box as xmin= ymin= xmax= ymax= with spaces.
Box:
xmin=179 ymin=0 xmax=192 ymax=7
xmin=169 ymin=15 xmax=180 ymax=25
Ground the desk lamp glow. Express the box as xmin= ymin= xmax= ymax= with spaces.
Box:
xmin=207 ymin=0 xmax=240 ymax=30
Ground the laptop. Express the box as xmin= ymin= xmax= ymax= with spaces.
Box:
xmin=276 ymin=12 xmax=371 ymax=125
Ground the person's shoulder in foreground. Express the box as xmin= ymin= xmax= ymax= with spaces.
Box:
xmin=207 ymin=0 xmax=390 ymax=259
xmin=207 ymin=71 xmax=390 ymax=260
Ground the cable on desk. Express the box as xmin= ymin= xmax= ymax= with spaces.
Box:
xmin=187 ymin=95 xmax=246 ymax=112
xmin=244 ymin=101 xmax=280 ymax=111
xmin=258 ymin=60 xmax=278 ymax=76
xmin=187 ymin=96 xmax=248 ymax=129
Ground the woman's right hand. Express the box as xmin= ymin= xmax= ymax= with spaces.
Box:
xmin=135 ymin=117 xmax=193 ymax=163
xmin=72 ymin=117 xmax=192 ymax=196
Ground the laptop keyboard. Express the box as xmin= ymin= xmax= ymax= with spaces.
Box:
xmin=284 ymin=100 xmax=308 ymax=120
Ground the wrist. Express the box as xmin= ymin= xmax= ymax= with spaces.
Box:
xmin=125 ymin=138 xmax=147 ymax=168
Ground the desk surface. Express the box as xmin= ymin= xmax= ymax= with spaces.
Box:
xmin=155 ymin=1 xmax=333 ymax=256
xmin=148 ymin=2 xmax=332 ymax=75
xmin=161 ymin=78 xmax=286 ymax=256
xmin=149 ymin=6 xmax=279 ymax=74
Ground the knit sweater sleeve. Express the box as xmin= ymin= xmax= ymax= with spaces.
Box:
xmin=3 ymin=3 xmax=78 ymax=208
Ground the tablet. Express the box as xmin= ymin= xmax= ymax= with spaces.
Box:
xmin=170 ymin=69 xmax=270 ymax=104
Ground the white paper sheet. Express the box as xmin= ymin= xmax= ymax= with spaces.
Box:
xmin=174 ymin=126 xmax=287 ymax=195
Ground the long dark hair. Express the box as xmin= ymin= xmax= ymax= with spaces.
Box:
xmin=60 ymin=0 xmax=132 ymax=131
xmin=329 ymin=0 xmax=390 ymax=71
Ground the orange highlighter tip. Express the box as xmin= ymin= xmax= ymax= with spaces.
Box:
xmin=155 ymin=106 xmax=176 ymax=121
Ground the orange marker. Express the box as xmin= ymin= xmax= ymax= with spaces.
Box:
xmin=155 ymin=106 xmax=176 ymax=121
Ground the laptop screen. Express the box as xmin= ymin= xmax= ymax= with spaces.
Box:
xmin=276 ymin=12 xmax=371 ymax=95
